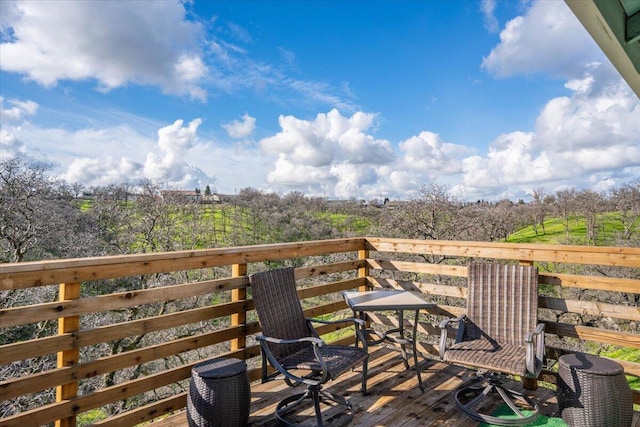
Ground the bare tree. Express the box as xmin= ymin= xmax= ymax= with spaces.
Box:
xmin=530 ymin=187 xmax=554 ymax=236
xmin=611 ymin=180 xmax=640 ymax=241
xmin=0 ymin=158 xmax=94 ymax=262
xmin=555 ymin=188 xmax=577 ymax=241
xmin=575 ymin=189 xmax=605 ymax=245
xmin=376 ymin=183 xmax=470 ymax=241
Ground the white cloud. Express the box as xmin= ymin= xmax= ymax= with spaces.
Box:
xmin=456 ymin=0 xmax=640 ymax=201
xmin=482 ymin=0 xmax=602 ymax=79
xmin=222 ymin=113 xmax=256 ymax=139
xmin=257 ymin=109 xmax=478 ymax=199
xmin=144 ymin=119 xmax=207 ymax=183
xmin=260 ymin=109 xmax=398 ymax=197
xmin=459 ymin=70 xmax=640 ymax=200
xmin=481 ymin=0 xmax=499 ymax=33
xmin=0 ymin=128 xmax=25 ymax=158
xmin=0 ymin=0 xmax=207 ymax=100
xmin=0 ymin=97 xmax=38 ymax=123
xmin=0 ymin=98 xmax=218 ymax=189
xmin=398 ymin=131 xmax=470 ymax=175
xmin=65 ymin=156 xmax=143 ymax=186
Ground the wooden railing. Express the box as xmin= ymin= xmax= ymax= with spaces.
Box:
xmin=1 ymin=238 xmax=639 ymax=426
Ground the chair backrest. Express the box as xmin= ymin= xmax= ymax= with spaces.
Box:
xmin=250 ymin=267 xmax=312 ymax=358
xmin=465 ymin=262 xmax=539 ymax=346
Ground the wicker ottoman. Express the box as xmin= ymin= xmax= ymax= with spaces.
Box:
xmin=187 ymin=357 xmax=250 ymax=427
xmin=557 ymin=353 xmax=632 ymax=427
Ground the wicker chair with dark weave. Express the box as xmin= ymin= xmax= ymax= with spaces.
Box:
xmin=250 ymin=267 xmax=369 ymax=427
xmin=439 ymin=262 xmax=545 ymax=426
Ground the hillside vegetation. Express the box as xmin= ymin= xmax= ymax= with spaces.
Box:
xmin=507 ymin=213 xmax=629 ymax=246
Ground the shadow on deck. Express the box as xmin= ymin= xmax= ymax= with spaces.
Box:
xmin=150 ymin=346 xmax=580 ymax=427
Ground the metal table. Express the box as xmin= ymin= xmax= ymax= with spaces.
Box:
xmin=343 ymin=290 xmax=432 ymax=391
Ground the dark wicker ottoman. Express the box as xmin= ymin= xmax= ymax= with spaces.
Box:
xmin=187 ymin=357 xmax=250 ymax=427
xmin=557 ymin=353 xmax=632 ymax=427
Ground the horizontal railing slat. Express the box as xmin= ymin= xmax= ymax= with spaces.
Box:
xmin=0 ymin=239 xmax=365 ymax=290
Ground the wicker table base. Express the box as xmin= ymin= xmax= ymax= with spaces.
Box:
xmin=187 ymin=357 xmax=250 ymax=427
xmin=557 ymin=353 xmax=632 ymax=427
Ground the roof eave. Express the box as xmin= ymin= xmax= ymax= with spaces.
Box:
xmin=565 ymin=0 xmax=640 ymax=99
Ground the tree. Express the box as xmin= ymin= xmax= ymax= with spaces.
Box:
xmin=377 ymin=183 xmax=470 ymax=241
xmin=575 ymin=189 xmax=605 ymax=245
xmin=0 ymin=158 xmax=94 ymax=262
xmin=611 ymin=180 xmax=640 ymax=241
xmin=204 ymin=185 xmax=212 ymax=196
xmin=555 ymin=188 xmax=577 ymax=241
xmin=530 ymin=187 xmax=554 ymax=236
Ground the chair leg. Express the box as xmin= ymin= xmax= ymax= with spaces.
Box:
xmin=361 ymin=360 xmax=368 ymax=394
xmin=454 ymin=374 xmax=540 ymax=426
xmin=275 ymin=384 xmax=354 ymax=427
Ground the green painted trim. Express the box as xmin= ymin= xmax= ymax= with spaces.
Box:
xmin=627 ymin=10 xmax=640 ymax=43
xmin=595 ymin=0 xmax=640 ymax=73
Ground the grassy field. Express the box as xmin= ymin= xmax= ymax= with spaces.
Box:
xmin=506 ymin=213 xmax=627 ymax=246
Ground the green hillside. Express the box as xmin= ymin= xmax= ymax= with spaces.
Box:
xmin=506 ymin=213 xmax=626 ymax=246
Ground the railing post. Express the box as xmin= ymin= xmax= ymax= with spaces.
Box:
xmin=56 ymin=282 xmax=80 ymax=427
xmin=231 ymin=263 xmax=247 ymax=355
xmin=358 ymin=248 xmax=369 ymax=291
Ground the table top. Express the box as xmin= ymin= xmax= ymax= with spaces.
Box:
xmin=343 ymin=290 xmax=432 ymax=311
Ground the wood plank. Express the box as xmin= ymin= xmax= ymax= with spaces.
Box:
xmin=0 ymin=326 xmax=261 ymax=400
xmin=0 ymin=239 xmax=365 ymax=289
xmin=296 ymin=259 xmax=366 ymax=279
xmin=0 ymin=276 xmax=246 ymax=328
xmin=544 ymin=321 xmax=640 ymax=349
xmin=540 ymin=295 xmax=640 ymax=322
xmin=366 ymin=259 xmax=467 ymax=278
xmin=2 ymin=300 xmax=250 ymax=364
xmin=539 ymin=272 xmax=640 ymax=293
xmin=364 ymin=238 xmax=640 ymax=267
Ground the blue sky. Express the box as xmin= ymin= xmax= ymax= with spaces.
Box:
xmin=1 ymin=0 xmax=639 ymax=201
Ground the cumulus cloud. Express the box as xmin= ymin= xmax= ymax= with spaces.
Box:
xmin=222 ymin=113 xmax=256 ymax=139
xmin=459 ymin=68 xmax=640 ymax=200
xmin=453 ymin=0 xmax=640 ymax=201
xmin=258 ymin=109 xmax=477 ymax=199
xmin=0 ymin=97 xmax=217 ymax=189
xmin=260 ymin=109 xmax=396 ymax=197
xmin=0 ymin=97 xmax=37 ymax=158
xmin=482 ymin=0 xmax=602 ymax=79
xmin=65 ymin=156 xmax=143 ymax=185
xmin=399 ymin=131 xmax=470 ymax=176
xmin=143 ymin=119 xmax=209 ymax=183
xmin=0 ymin=97 xmax=38 ymax=124
xmin=60 ymin=118 xmax=217 ymax=189
xmin=0 ymin=0 xmax=207 ymax=100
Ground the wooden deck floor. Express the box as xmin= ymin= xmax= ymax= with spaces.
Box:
xmin=150 ymin=346 xmax=637 ymax=426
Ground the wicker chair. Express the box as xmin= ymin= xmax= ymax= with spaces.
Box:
xmin=439 ymin=262 xmax=545 ymax=426
xmin=250 ymin=267 xmax=369 ymax=427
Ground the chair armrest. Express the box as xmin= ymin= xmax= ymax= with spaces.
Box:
xmin=524 ymin=323 xmax=545 ymax=377
xmin=256 ymin=334 xmax=328 ymax=385
xmin=307 ymin=317 xmax=368 ymax=352
xmin=439 ymin=314 xmax=466 ymax=359
xmin=257 ymin=335 xmax=324 ymax=346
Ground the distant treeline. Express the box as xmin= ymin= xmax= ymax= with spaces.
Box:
xmin=1 ymin=158 xmax=638 ymax=263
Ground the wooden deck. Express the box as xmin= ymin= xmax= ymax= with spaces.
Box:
xmin=150 ymin=346 xmax=572 ymax=427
